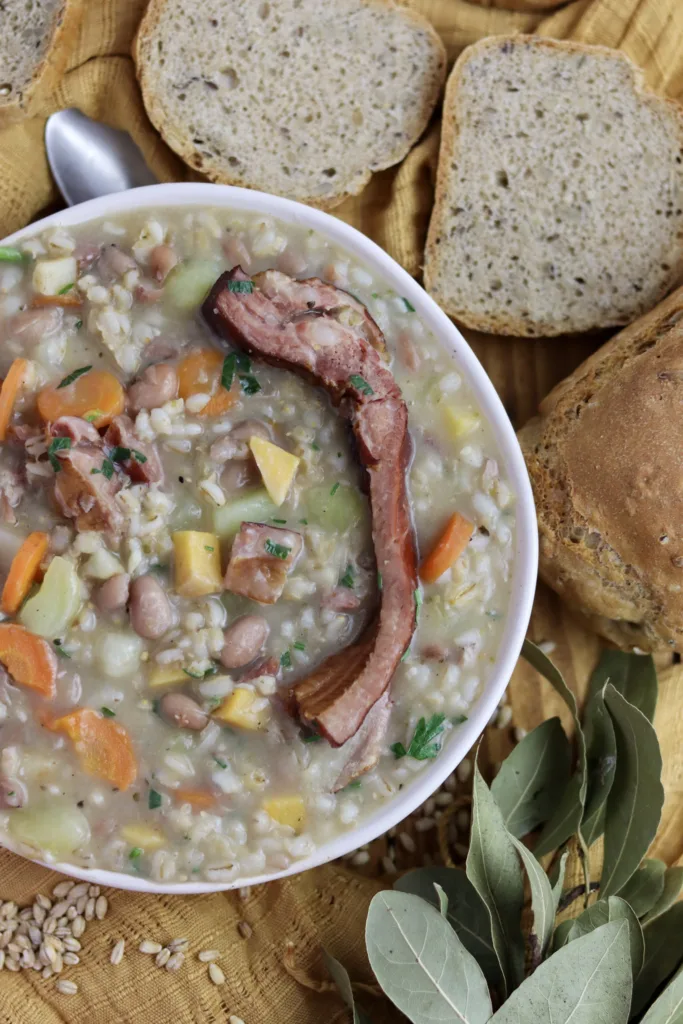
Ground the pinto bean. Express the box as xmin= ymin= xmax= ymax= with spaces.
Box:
xmin=158 ymin=693 xmax=208 ymax=731
xmin=94 ymin=574 xmax=130 ymax=613
xmin=129 ymin=575 xmax=173 ymax=639
xmin=150 ymin=244 xmax=178 ymax=282
xmin=209 ymin=419 xmax=272 ymax=463
xmin=220 ymin=460 xmax=258 ymax=495
xmin=220 ymin=615 xmax=270 ymax=669
xmin=127 ymin=363 xmax=178 ymax=414
xmin=98 ymin=244 xmax=137 ymax=282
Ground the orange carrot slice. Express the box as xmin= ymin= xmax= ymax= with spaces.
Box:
xmin=1 ymin=532 xmax=49 ymax=615
xmin=32 ymin=293 xmax=83 ymax=309
xmin=419 ymin=512 xmax=474 ymax=584
xmin=0 ymin=623 xmax=57 ymax=698
xmin=47 ymin=708 xmax=137 ymax=791
xmin=178 ymin=350 xmax=237 ymax=416
xmin=0 ymin=359 xmax=28 ymax=441
xmin=174 ymin=787 xmax=217 ymax=810
xmin=37 ymin=368 xmax=125 ymax=429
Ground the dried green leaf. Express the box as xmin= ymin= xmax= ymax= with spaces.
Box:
xmin=632 ymin=904 xmax=683 ymax=1017
xmin=366 ymin=890 xmax=492 ymax=1024
xmin=565 ymin=896 xmax=644 ymax=976
xmin=491 ymin=717 xmax=571 ymax=838
xmin=582 ymin=689 xmax=617 ymax=847
xmin=489 ymin=920 xmax=632 ymax=1024
xmin=434 ymin=883 xmax=449 ymax=918
xmin=587 ymin=649 xmax=657 ymax=722
xmin=509 ymin=834 xmax=556 ymax=958
xmin=395 ymin=867 xmax=502 ymax=993
xmin=601 ymin=684 xmax=664 ymax=898
xmin=466 ymin=761 xmax=525 ymax=996
xmin=616 ymin=859 xmax=666 ymax=919
xmin=552 ymin=919 xmax=575 ymax=951
xmin=641 ymin=966 xmax=683 ymax=1024
xmin=642 ymin=868 xmax=683 ymax=926
xmin=521 ymin=641 xmax=587 ymax=857
xmin=323 ymin=950 xmax=374 ymax=1024
xmin=551 ymin=850 xmax=570 ymax=918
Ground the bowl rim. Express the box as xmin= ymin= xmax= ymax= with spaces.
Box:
xmin=0 ymin=182 xmax=538 ymax=893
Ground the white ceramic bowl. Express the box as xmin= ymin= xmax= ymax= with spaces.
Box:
xmin=0 ymin=183 xmax=537 ymax=892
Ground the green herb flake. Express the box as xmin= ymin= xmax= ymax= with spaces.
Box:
xmin=299 ymin=518 xmax=308 ymax=525
xmin=91 ymin=457 xmax=114 ymax=480
xmin=377 ymin=571 xmax=383 ymax=590
xmin=129 ymin=847 xmax=143 ymax=861
xmin=330 ymin=482 xmax=340 ymax=497
xmin=84 ymin=409 xmax=102 ymax=422
xmin=58 ymin=282 xmax=75 ymax=295
xmin=57 ymin=365 xmax=92 ymax=389
xmin=204 ymin=545 xmax=215 ymax=553
xmin=348 ymin=374 xmax=374 ymax=396
xmin=221 ymin=353 xmax=236 ymax=391
xmin=75 ymin=320 xmax=83 ymax=330
xmin=451 ymin=714 xmax=468 ymax=725
xmin=390 ymin=742 xmax=407 ymax=759
xmin=54 ymin=640 xmax=71 ymax=658
xmin=339 ymin=565 xmax=355 ymax=589
xmin=151 ymin=699 xmax=161 ymax=715
xmin=227 ymin=279 xmax=254 ymax=293
xmin=371 ymin=292 xmax=380 ymax=299
xmin=310 ymin=443 xmax=321 ymax=452
xmin=302 ymin=733 xmax=321 ymax=743
xmin=0 ymin=246 xmax=27 ymax=264
xmin=48 ymin=436 xmax=72 ymax=472
xmin=100 ymin=706 xmax=116 ymax=718
xmin=183 ymin=665 xmax=218 ymax=680
xmin=280 ymin=650 xmax=292 ymax=669
xmin=392 ymin=714 xmax=446 ymax=761
xmin=343 ymin=781 xmax=362 ymax=790
xmin=271 ymin=518 xmax=287 ymax=524
xmin=414 ymin=588 xmax=423 ymax=613
xmin=148 ymin=788 xmax=162 ymax=810
xmin=239 ymin=374 xmax=261 ymax=396
xmin=110 ymin=446 xmax=131 ymax=463
xmin=213 ymin=756 xmax=228 ymax=769
xmin=402 ymin=297 xmax=416 ymax=313
xmin=293 ymin=640 xmax=306 ymax=651
xmin=265 ymin=539 xmax=291 ymax=560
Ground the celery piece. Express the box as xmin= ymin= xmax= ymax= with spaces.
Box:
xmin=18 ymin=556 xmax=81 ymax=639
xmin=164 ymin=259 xmax=222 ymax=312
xmin=212 ymin=488 xmax=278 ymax=539
xmin=305 ymin=483 xmax=367 ymax=533
xmin=8 ymin=802 xmax=91 ymax=856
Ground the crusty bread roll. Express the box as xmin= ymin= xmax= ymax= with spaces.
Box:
xmin=519 ymin=286 xmax=683 ymax=651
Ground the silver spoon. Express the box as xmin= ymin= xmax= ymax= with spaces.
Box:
xmin=45 ymin=108 xmax=157 ymax=207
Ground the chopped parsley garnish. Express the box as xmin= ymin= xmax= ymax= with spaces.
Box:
xmin=299 ymin=518 xmax=308 ymax=525
xmin=343 ymin=781 xmax=362 ymax=790
xmin=213 ymin=756 xmax=228 ymax=769
xmin=302 ymin=733 xmax=321 ymax=743
xmin=239 ymin=374 xmax=261 ymax=396
xmin=227 ymin=279 xmax=254 ymax=293
xmin=84 ymin=409 xmax=103 ymax=422
xmin=204 ymin=545 xmax=215 ymax=553
xmin=371 ymin=292 xmax=380 ymax=299
xmin=57 ymin=365 xmax=92 ymax=389
xmin=129 ymin=847 xmax=143 ymax=861
xmin=100 ymin=706 xmax=116 ymax=718
xmin=348 ymin=374 xmax=374 ymax=396
xmin=377 ymin=571 xmax=383 ymax=590
xmin=110 ymin=446 xmax=148 ymax=465
xmin=58 ymin=282 xmax=75 ymax=295
xmin=48 ymin=436 xmax=71 ymax=472
xmin=53 ymin=639 xmax=71 ymax=658
xmin=339 ymin=565 xmax=355 ymax=589
xmin=148 ymin=789 xmax=162 ymax=810
xmin=271 ymin=518 xmax=287 ymax=524
xmin=390 ymin=714 xmax=446 ymax=761
xmin=310 ymin=443 xmax=321 ymax=452
xmin=451 ymin=714 xmax=469 ymax=725
xmin=401 ymin=297 xmax=416 ymax=313
xmin=75 ymin=319 xmax=83 ymax=330
xmin=152 ymin=699 xmax=161 ymax=715
xmin=220 ymin=351 xmax=251 ymax=391
xmin=330 ymin=482 xmax=340 ymax=497
xmin=280 ymin=650 xmax=292 ymax=669
xmin=265 ymin=539 xmax=291 ymax=560
xmin=91 ymin=457 xmax=114 ymax=480
xmin=293 ymin=640 xmax=306 ymax=651
xmin=183 ymin=666 xmax=217 ymax=680
xmin=414 ymin=588 xmax=423 ymax=619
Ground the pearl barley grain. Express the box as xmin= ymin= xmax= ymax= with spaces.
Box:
xmin=209 ymin=962 xmax=225 ymax=985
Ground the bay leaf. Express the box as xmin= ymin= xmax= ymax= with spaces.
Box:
xmin=616 ymin=859 xmax=667 ymax=919
xmin=395 ymin=867 xmax=502 ymax=993
xmin=466 ymin=762 xmax=526 ymax=995
xmin=490 ymin=919 xmax=632 ymax=1024
xmin=552 ymin=919 xmax=575 ymax=951
xmin=641 ymin=966 xmax=683 ymax=1024
xmin=565 ymin=896 xmax=644 ymax=976
xmin=365 ymin=890 xmax=492 ymax=1024
xmin=491 ymin=717 xmax=571 ymax=838
xmin=434 ymin=882 xmax=449 ymax=918
xmin=587 ymin=649 xmax=658 ymax=722
xmin=509 ymin=834 xmax=556 ymax=958
xmin=521 ymin=640 xmax=587 ymax=857
xmin=643 ymin=867 xmax=683 ymax=925
xmin=582 ymin=690 xmax=617 ymax=847
xmin=551 ymin=849 xmax=569 ymax=918
xmin=632 ymin=903 xmax=683 ymax=1017
xmin=323 ymin=950 xmax=374 ymax=1024
xmin=601 ymin=684 xmax=665 ymax=899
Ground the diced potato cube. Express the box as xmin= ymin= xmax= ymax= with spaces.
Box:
xmin=173 ymin=531 xmax=222 ymax=597
xmin=249 ymin=436 xmax=300 ymax=506
xmin=121 ymin=823 xmax=166 ymax=851
xmin=148 ymin=663 xmax=188 ymax=689
xmin=443 ymin=407 xmax=480 ymax=440
xmin=32 ymin=256 xmax=77 ymax=296
xmin=262 ymin=795 xmax=305 ymax=832
xmin=213 ymin=687 xmax=270 ymax=730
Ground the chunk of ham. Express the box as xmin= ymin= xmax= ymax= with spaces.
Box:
xmin=322 ymin=588 xmax=362 ymax=613
xmin=54 ymin=444 xmax=123 ymax=534
xmin=203 ymin=268 xmax=417 ymax=746
xmin=104 ymin=415 xmax=164 ymax=485
xmin=97 ymin=244 xmax=137 ymax=283
xmin=224 ymin=522 xmax=303 ymax=605
xmin=332 ymin=691 xmax=392 ymax=790
xmin=51 ymin=417 xmax=101 ymax=445
xmin=3 ymin=307 xmax=63 ymax=346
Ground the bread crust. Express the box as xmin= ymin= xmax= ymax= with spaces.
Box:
xmin=0 ymin=0 xmax=85 ymax=126
xmin=520 ymin=285 xmax=683 ymax=651
xmin=132 ymin=0 xmax=446 ymax=209
xmin=424 ymin=35 xmax=683 ymax=337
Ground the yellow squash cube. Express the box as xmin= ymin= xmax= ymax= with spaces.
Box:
xmin=121 ymin=823 xmax=166 ymax=851
xmin=213 ymin=688 xmax=270 ymax=730
xmin=262 ymin=795 xmax=305 ymax=832
xmin=148 ymin=663 xmax=188 ymax=689
xmin=443 ymin=407 xmax=480 ymax=440
xmin=249 ymin=436 xmax=300 ymax=506
xmin=172 ymin=531 xmax=222 ymax=597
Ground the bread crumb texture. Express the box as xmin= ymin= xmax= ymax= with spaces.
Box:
xmin=0 ymin=0 xmax=65 ymax=109
xmin=134 ymin=0 xmax=445 ymax=207
xmin=425 ymin=37 xmax=683 ymax=336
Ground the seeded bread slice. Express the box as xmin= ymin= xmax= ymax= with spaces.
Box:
xmin=519 ymin=286 xmax=683 ymax=651
xmin=133 ymin=0 xmax=446 ymax=209
xmin=0 ymin=0 xmax=84 ymax=125
xmin=424 ymin=36 xmax=683 ymax=337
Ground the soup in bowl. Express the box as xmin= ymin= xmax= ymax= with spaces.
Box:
xmin=0 ymin=184 xmax=536 ymax=892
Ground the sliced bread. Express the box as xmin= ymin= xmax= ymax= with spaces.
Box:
xmin=424 ymin=36 xmax=683 ymax=337
xmin=133 ymin=0 xmax=446 ymax=209
xmin=0 ymin=0 xmax=84 ymax=125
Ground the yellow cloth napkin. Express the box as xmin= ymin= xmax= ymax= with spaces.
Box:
xmin=1 ymin=1 xmax=683 ymax=1021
